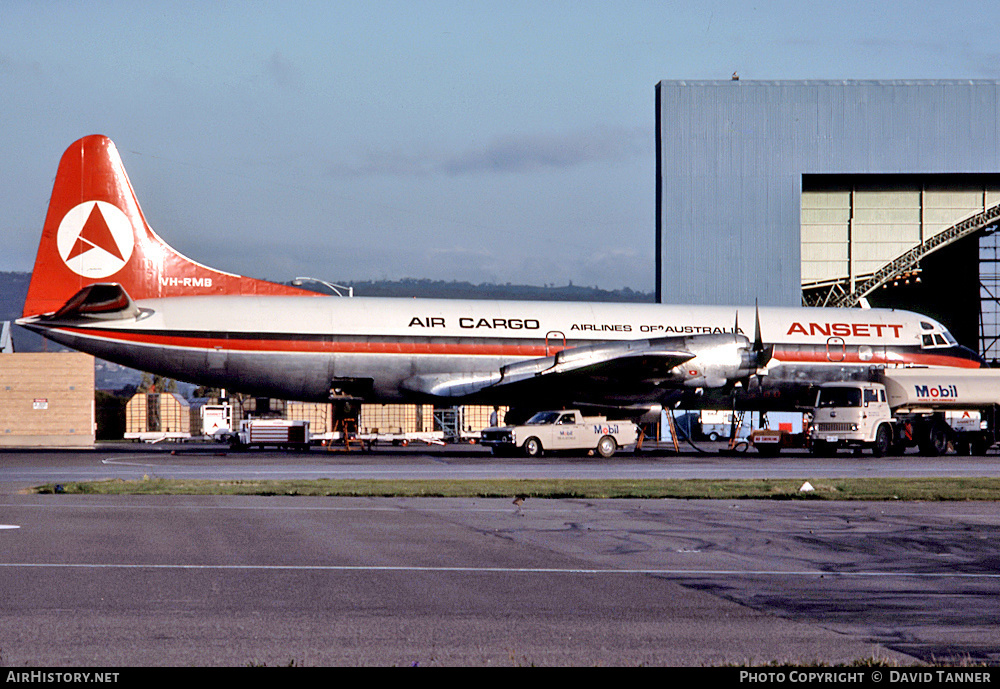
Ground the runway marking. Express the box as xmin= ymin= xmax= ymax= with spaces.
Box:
xmin=0 ymin=525 xmax=20 ymax=530
xmin=1 ymin=562 xmax=1000 ymax=579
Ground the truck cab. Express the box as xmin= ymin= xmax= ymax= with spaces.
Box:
xmin=811 ymin=382 xmax=894 ymax=456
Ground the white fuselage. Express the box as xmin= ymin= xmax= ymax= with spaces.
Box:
xmin=22 ymin=295 xmax=982 ymax=411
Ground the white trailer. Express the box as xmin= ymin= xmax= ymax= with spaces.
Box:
xmin=232 ymin=419 xmax=311 ymax=450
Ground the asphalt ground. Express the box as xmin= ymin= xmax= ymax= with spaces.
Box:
xmin=5 ymin=440 xmax=1000 ymax=486
xmin=2 ymin=443 xmax=1000 ymax=666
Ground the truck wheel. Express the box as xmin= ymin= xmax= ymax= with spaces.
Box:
xmin=596 ymin=435 xmax=617 ymax=458
xmin=522 ymin=437 xmax=543 ymax=457
xmin=872 ymin=424 xmax=892 ymax=457
xmin=919 ymin=421 xmax=950 ymax=456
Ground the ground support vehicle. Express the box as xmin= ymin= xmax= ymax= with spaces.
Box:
xmin=328 ymin=430 xmax=447 ymax=448
xmin=231 ymin=419 xmax=310 ymax=450
xmin=742 ymin=412 xmax=808 ymax=455
xmin=749 ymin=427 xmax=809 ymax=456
xmin=810 ymin=368 xmax=1000 ymax=456
xmin=480 ymin=410 xmax=639 ymax=458
xmin=200 ymin=403 xmax=233 ymax=439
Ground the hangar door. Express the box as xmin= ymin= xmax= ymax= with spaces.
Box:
xmin=801 ymin=174 xmax=1000 ymax=295
xmin=800 ymin=174 xmax=1000 ymax=357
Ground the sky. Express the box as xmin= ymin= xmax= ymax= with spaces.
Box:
xmin=3 ymin=1 xmax=1000 ymax=292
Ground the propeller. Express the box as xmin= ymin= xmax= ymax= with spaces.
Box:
xmin=751 ymin=301 xmax=774 ymax=370
xmin=732 ymin=301 xmax=774 ymax=388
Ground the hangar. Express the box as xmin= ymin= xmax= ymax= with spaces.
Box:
xmin=655 ymin=80 xmax=1000 ymax=360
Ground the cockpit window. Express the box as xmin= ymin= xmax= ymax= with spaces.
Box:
xmin=919 ymin=321 xmax=959 ymax=349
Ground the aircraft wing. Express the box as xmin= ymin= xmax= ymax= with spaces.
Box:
xmin=497 ymin=339 xmax=695 ymax=386
xmin=400 ymin=333 xmax=762 ymax=400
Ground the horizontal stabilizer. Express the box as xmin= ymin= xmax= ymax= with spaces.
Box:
xmin=49 ymin=283 xmax=139 ymax=321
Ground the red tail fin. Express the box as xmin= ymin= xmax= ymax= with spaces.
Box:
xmin=23 ymin=135 xmax=315 ymax=317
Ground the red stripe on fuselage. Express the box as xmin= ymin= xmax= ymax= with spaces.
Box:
xmin=772 ymin=348 xmax=982 ymax=368
xmin=55 ymin=327 xmax=553 ymax=357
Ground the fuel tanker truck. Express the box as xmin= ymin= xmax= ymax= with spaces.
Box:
xmin=810 ymin=368 xmax=1000 ymax=456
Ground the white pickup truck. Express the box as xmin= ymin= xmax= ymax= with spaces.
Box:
xmin=480 ymin=410 xmax=639 ymax=457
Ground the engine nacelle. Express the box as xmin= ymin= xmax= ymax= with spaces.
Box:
xmin=655 ymin=333 xmax=767 ymax=388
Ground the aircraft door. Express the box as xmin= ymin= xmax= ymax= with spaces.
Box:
xmin=545 ymin=331 xmax=566 ymax=356
xmin=826 ymin=337 xmax=845 ymax=362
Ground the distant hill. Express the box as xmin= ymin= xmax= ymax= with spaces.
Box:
xmin=310 ymin=277 xmax=654 ymax=303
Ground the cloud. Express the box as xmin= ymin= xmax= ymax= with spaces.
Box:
xmin=326 ymin=125 xmax=646 ymax=178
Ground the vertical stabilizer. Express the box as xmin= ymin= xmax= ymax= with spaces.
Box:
xmin=23 ymin=135 xmax=315 ymax=317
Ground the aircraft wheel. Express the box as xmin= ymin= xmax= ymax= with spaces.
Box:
xmin=522 ymin=437 xmax=543 ymax=457
xmin=596 ymin=435 xmax=617 ymax=458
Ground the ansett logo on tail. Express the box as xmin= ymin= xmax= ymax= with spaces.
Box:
xmin=914 ymin=384 xmax=960 ymax=400
xmin=56 ymin=201 xmax=134 ymax=278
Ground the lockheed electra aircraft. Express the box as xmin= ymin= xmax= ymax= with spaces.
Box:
xmin=17 ymin=136 xmax=985 ymax=417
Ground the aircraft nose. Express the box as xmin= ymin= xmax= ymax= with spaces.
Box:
xmin=957 ymin=345 xmax=988 ymax=367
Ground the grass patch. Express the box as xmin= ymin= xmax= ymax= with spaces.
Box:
xmin=29 ymin=476 xmax=1000 ymax=500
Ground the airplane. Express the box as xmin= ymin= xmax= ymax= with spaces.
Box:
xmin=17 ymin=135 xmax=985 ymax=421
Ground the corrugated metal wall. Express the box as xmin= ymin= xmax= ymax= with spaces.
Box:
xmin=656 ymin=80 xmax=1000 ymax=306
